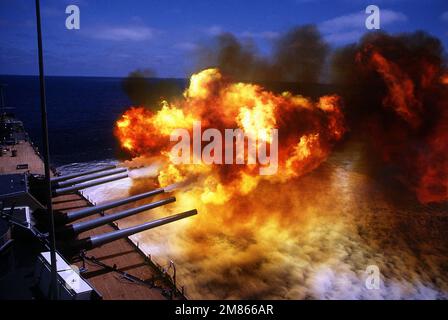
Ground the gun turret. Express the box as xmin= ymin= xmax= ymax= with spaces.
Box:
xmin=51 ymin=165 xmax=117 ymax=183
xmin=55 ymin=188 xmax=165 ymax=225
xmin=56 ymin=197 xmax=176 ymax=238
xmin=52 ymin=168 xmax=127 ymax=189
xmin=60 ymin=209 xmax=197 ymax=254
xmin=53 ymin=172 xmax=128 ymax=196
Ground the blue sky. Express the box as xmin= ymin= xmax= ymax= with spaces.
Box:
xmin=1 ymin=0 xmax=447 ymax=77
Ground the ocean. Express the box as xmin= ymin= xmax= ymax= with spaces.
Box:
xmin=1 ymin=75 xmax=152 ymax=167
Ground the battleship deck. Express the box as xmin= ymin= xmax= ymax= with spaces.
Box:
xmin=52 ymin=193 xmax=175 ymax=300
xmin=0 ymin=131 xmax=181 ymax=299
xmin=0 ymin=140 xmax=44 ymax=174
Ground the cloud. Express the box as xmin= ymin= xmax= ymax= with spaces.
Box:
xmin=203 ymin=25 xmax=279 ymax=41
xmin=239 ymin=30 xmax=280 ymax=40
xmin=371 ymin=8 xmax=408 ymax=25
xmin=90 ymin=26 xmax=157 ymax=41
xmin=320 ymin=9 xmax=407 ymax=33
xmin=174 ymin=42 xmax=199 ymax=51
xmin=204 ymin=25 xmax=224 ymax=36
xmin=325 ymin=30 xmax=364 ymax=44
xmin=320 ymin=9 xmax=407 ymax=44
xmin=441 ymin=11 xmax=448 ymax=22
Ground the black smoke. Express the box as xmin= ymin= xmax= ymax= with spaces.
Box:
xmin=195 ymin=24 xmax=329 ymax=84
xmin=122 ymin=68 xmax=183 ymax=110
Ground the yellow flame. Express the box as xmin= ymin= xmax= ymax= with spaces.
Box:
xmin=152 ymin=101 xmax=196 ymax=136
xmin=185 ymin=68 xmax=222 ymax=99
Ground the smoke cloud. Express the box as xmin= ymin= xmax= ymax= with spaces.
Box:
xmin=330 ymin=31 xmax=448 ymax=203
xmin=122 ymin=68 xmax=184 ymax=111
xmin=195 ymin=24 xmax=329 ymax=84
xmin=105 ymin=27 xmax=448 ymax=300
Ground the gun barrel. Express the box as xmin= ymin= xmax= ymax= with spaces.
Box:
xmin=53 ymin=168 xmax=127 ymax=188
xmin=53 ymin=173 xmax=128 ymax=196
xmin=73 ymin=209 xmax=197 ymax=251
xmin=51 ymin=165 xmax=117 ymax=183
xmin=58 ymin=197 xmax=176 ymax=237
xmin=62 ymin=188 xmax=165 ymax=224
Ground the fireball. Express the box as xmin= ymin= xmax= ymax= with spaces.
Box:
xmin=115 ymin=68 xmax=345 ymax=201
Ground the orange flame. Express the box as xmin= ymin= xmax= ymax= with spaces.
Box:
xmin=116 ymin=68 xmax=345 ymax=201
xmin=367 ymin=50 xmax=422 ymax=128
xmin=358 ymin=46 xmax=448 ymax=203
xmin=441 ymin=74 xmax=448 ymax=85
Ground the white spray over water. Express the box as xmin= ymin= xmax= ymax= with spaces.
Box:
xmin=60 ymin=150 xmax=448 ymax=300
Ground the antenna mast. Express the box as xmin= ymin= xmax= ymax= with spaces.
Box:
xmin=35 ymin=0 xmax=58 ymax=300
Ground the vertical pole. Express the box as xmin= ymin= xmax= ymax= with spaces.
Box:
xmin=35 ymin=0 xmax=58 ymax=300
xmin=0 ymin=85 xmax=5 ymax=111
